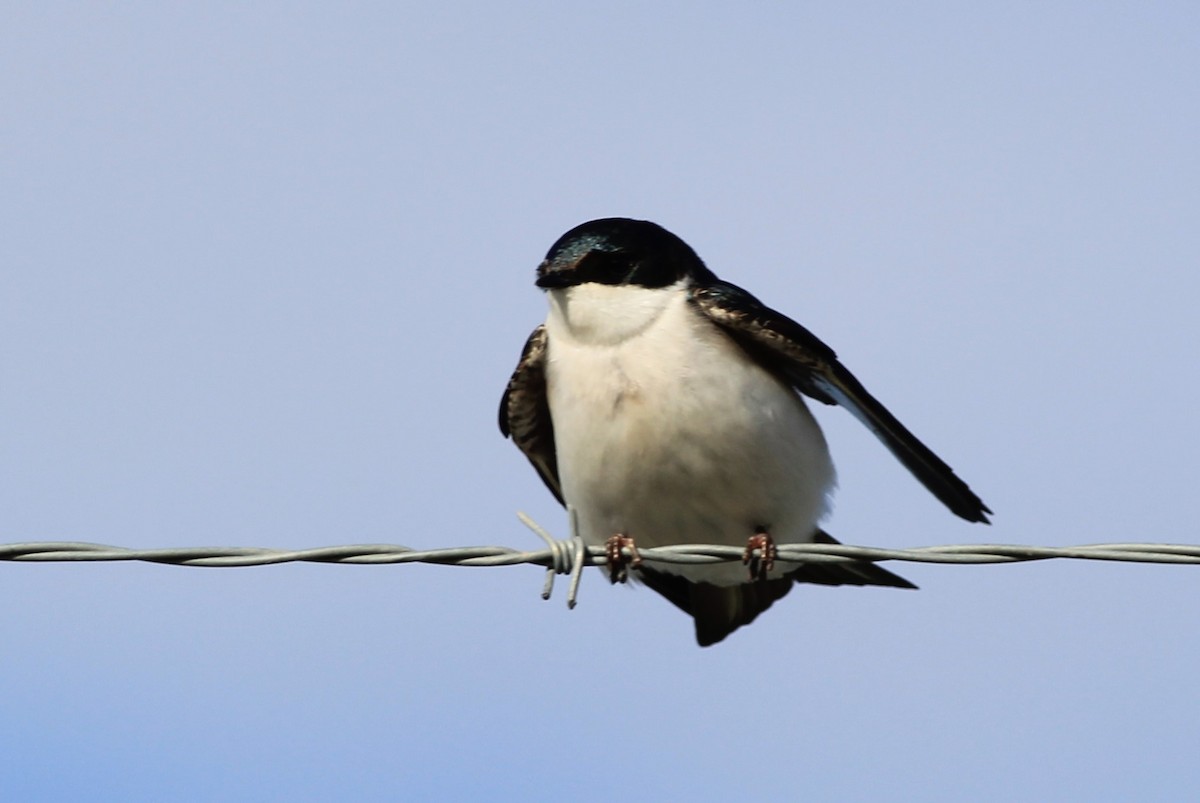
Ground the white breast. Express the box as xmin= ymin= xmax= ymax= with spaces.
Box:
xmin=543 ymin=281 xmax=835 ymax=585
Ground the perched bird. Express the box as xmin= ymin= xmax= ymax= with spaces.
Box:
xmin=500 ymin=218 xmax=990 ymax=646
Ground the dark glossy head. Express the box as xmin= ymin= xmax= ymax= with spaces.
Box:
xmin=536 ymin=218 xmax=715 ymax=290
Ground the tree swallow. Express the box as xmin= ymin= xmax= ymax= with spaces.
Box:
xmin=500 ymin=218 xmax=990 ymax=646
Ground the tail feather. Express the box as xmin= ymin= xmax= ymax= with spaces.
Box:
xmin=688 ymin=580 xmax=795 ymax=647
xmin=637 ymin=529 xmax=915 ymax=646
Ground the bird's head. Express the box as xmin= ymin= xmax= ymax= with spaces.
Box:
xmin=535 ymin=218 xmax=714 ymax=291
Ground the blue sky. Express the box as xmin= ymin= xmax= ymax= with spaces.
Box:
xmin=3 ymin=3 xmax=1198 ymax=801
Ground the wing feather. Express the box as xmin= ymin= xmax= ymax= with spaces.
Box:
xmin=690 ymin=281 xmax=991 ymax=524
xmin=499 ymin=326 xmax=563 ymax=504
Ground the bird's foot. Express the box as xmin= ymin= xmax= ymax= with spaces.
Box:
xmin=604 ymin=534 xmax=642 ymax=584
xmin=742 ymin=528 xmax=777 ymax=582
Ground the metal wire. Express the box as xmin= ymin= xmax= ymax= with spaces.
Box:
xmin=9 ymin=538 xmax=1200 ymax=566
xmin=3 ymin=512 xmax=1197 ymax=606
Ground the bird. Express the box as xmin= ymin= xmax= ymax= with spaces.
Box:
xmin=500 ymin=217 xmax=990 ymax=646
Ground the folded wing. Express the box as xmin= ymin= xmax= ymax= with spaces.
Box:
xmin=499 ymin=325 xmax=563 ymax=504
xmin=690 ymin=281 xmax=991 ymax=524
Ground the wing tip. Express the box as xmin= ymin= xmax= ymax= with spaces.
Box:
xmin=955 ymin=497 xmax=993 ymax=525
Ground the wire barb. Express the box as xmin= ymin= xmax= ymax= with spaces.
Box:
xmin=517 ymin=511 xmax=576 ymax=601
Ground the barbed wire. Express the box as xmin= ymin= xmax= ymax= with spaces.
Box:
xmin=3 ymin=512 xmax=1198 ymax=608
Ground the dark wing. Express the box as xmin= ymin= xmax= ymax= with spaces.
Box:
xmin=791 ymin=529 xmax=917 ymax=589
xmin=690 ymin=281 xmax=991 ymax=524
xmin=499 ymin=325 xmax=563 ymax=504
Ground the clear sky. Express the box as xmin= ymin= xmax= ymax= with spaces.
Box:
xmin=3 ymin=3 xmax=1199 ymax=801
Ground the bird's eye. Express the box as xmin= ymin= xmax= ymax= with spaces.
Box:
xmin=574 ymin=250 xmax=633 ymax=285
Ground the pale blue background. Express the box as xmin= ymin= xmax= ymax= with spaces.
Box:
xmin=4 ymin=4 xmax=1198 ymax=801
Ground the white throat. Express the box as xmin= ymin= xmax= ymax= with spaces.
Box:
xmin=544 ymin=280 xmax=689 ymax=347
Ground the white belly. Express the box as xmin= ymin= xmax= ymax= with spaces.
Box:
xmin=543 ymin=282 xmax=835 ymax=585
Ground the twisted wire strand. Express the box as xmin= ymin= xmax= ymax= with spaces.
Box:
xmin=4 ymin=513 xmax=1197 ymax=606
xmin=4 ymin=539 xmax=1199 ymax=566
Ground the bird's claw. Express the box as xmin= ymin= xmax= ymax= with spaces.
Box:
xmin=742 ymin=529 xmax=777 ymax=582
xmin=604 ymin=534 xmax=642 ymax=584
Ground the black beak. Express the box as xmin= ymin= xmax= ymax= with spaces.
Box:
xmin=535 ymin=271 xmax=574 ymax=289
xmin=535 ymin=256 xmax=583 ymax=289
